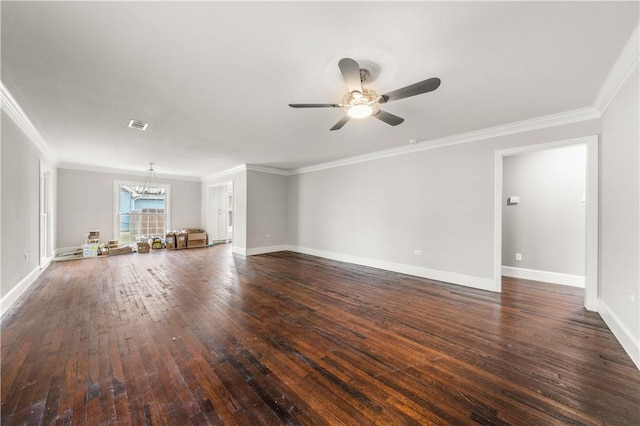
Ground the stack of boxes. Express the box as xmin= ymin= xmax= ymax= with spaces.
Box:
xmin=78 ymin=228 xmax=208 ymax=258
xmin=82 ymin=230 xmax=100 ymax=257
xmin=165 ymin=230 xmax=207 ymax=249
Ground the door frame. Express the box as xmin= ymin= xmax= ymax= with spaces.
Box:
xmin=39 ymin=160 xmax=52 ymax=267
xmin=208 ymin=181 xmax=234 ymax=244
xmin=494 ymin=135 xmax=599 ymax=311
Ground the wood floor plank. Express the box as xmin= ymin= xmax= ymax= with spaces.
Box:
xmin=2 ymin=245 xmax=639 ymax=425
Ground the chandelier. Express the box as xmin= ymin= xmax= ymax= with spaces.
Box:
xmin=134 ymin=163 xmax=165 ymax=197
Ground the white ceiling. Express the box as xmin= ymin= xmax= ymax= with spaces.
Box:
xmin=2 ymin=1 xmax=638 ymax=179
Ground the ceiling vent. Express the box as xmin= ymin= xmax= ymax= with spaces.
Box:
xmin=128 ymin=119 xmax=149 ymax=131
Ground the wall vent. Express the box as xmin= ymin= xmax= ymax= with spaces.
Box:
xmin=128 ymin=119 xmax=149 ymax=131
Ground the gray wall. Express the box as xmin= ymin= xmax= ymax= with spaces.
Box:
xmin=287 ymin=120 xmax=600 ymax=285
xmin=502 ymin=145 xmax=586 ymax=275
xmin=600 ymin=66 xmax=639 ymax=357
xmin=57 ymin=168 xmax=201 ymax=247
xmin=1 ymin=111 xmax=57 ymax=298
xmin=247 ymin=170 xmax=288 ymax=250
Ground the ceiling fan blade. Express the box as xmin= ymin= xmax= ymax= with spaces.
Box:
xmin=289 ymin=103 xmax=340 ymax=108
xmin=373 ymin=110 xmax=404 ymax=126
xmin=330 ymin=116 xmax=350 ymax=131
xmin=379 ymin=77 xmax=441 ymax=103
xmin=338 ymin=58 xmax=363 ymax=94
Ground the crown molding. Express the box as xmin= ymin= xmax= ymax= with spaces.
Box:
xmin=200 ymin=164 xmax=248 ymax=182
xmin=245 ymin=164 xmax=290 ymax=176
xmin=290 ymin=106 xmax=600 ymax=175
xmin=1 ymin=81 xmax=59 ymax=164
xmin=58 ymin=162 xmax=201 ymax=182
xmin=594 ymin=23 xmax=639 ymax=115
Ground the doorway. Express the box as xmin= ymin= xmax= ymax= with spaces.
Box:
xmin=39 ymin=162 xmax=52 ymax=266
xmin=494 ymin=135 xmax=599 ymax=310
xmin=208 ymin=182 xmax=233 ymax=244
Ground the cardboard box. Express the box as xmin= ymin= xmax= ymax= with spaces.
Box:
xmin=82 ymin=243 xmax=99 ymax=257
xmin=187 ymin=232 xmax=206 ymax=241
xmin=176 ymin=233 xmax=187 ymax=249
xmin=88 ymin=230 xmax=100 ymax=240
xmin=109 ymin=246 xmax=133 ymax=256
xmin=187 ymin=239 xmax=206 ymax=248
xmin=137 ymin=242 xmax=150 ymax=253
xmin=150 ymin=237 xmax=163 ymax=250
xmin=165 ymin=232 xmax=176 ymax=249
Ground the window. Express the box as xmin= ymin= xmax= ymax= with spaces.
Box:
xmin=114 ymin=180 xmax=171 ymax=244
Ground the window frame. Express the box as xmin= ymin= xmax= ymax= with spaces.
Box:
xmin=113 ymin=179 xmax=172 ymax=244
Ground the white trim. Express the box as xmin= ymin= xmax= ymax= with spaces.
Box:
xmin=290 ymin=107 xmax=599 ymax=176
xmin=58 ymin=162 xmax=200 ymax=182
xmin=494 ymin=151 xmax=504 ymax=293
xmin=495 ymin=135 xmax=599 ymax=309
xmin=501 ymin=266 xmax=585 ymax=288
xmin=0 ymin=82 xmax=59 ymax=164
xmin=232 ymin=246 xmax=247 ymax=256
xmin=0 ymin=264 xmax=47 ymax=319
xmin=288 ymin=245 xmax=495 ymax=292
xmin=245 ymin=165 xmax=290 ymax=176
xmin=493 ymin=135 xmax=595 ymax=157
xmin=594 ymin=23 xmax=640 ymax=115
xmin=584 ymin=137 xmax=599 ymax=310
xmin=246 ymin=245 xmax=289 ymax=256
xmin=599 ymin=299 xmax=640 ymax=370
xmin=201 ymin=164 xmax=247 ymax=182
xmin=55 ymin=246 xmax=82 ymax=255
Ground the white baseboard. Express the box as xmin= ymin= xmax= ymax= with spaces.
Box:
xmin=232 ymin=246 xmax=247 ymax=256
xmin=288 ymin=245 xmax=496 ymax=292
xmin=246 ymin=245 xmax=289 ymax=256
xmin=502 ymin=266 xmax=585 ymax=287
xmin=0 ymin=263 xmax=48 ymax=318
xmin=55 ymin=246 xmax=81 ymax=255
xmin=599 ymin=299 xmax=640 ymax=370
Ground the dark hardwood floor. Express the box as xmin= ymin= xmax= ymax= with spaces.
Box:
xmin=1 ymin=245 xmax=638 ymax=425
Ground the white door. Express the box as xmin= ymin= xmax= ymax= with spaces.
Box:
xmin=209 ymin=183 xmax=232 ymax=242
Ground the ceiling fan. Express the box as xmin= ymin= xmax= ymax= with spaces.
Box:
xmin=289 ymin=58 xmax=441 ymax=131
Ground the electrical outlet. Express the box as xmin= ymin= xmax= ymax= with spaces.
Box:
xmin=515 ymin=253 xmax=522 ymax=262
xmin=413 ymin=249 xmax=422 ymax=255
xmin=628 ymin=292 xmax=636 ymax=303
xmin=24 ymin=253 xmax=29 ymax=260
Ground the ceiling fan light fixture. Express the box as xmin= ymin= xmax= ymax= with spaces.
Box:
xmin=342 ymin=88 xmax=379 ymax=119
xmin=289 ymin=57 xmax=441 ymax=130
xmin=347 ymin=104 xmax=374 ymax=118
